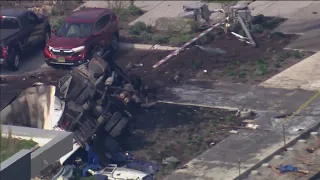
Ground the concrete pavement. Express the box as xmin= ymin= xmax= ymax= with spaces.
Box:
xmin=159 ymin=82 xmax=320 ymax=180
xmin=249 ymin=1 xmax=314 ymax=19
xmin=260 ymin=52 xmax=320 ymax=91
xmin=248 ymin=1 xmax=320 ymax=52
xmin=273 ymin=1 xmax=320 ymax=34
xmin=75 ymin=1 xmax=163 ymax=12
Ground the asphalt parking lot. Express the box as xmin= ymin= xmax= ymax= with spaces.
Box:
xmin=0 ymin=48 xmax=48 ymax=76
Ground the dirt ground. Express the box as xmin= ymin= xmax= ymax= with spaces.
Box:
xmin=0 ymin=69 xmax=67 ymax=109
xmin=121 ymin=103 xmax=250 ymax=179
xmin=117 ymin=33 xmax=314 ymax=87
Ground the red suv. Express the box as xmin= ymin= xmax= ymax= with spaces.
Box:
xmin=44 ymin=8 xmax=119 ymax=67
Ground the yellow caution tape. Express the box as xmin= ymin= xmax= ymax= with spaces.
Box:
xmin=282 ymin=90 xmax=320 ymax=124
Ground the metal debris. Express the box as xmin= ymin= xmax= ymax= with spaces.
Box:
xmin=195 ymin=45 xmax=226 ymax=55
xmin=229 ymin=130 xmax=238 ymax=134
xmin=162 ymin=156 xmax=180 ymax=165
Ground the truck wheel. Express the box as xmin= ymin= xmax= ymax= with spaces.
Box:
xmin=42 ymin=28 xmax=51 ymax=46
xmin=8 ymin=51 xmax=20 ymax=71
xmin=104 ymin=112 xmax=122 ymax=132
xmin=110 ymin=117 xmax=128 ymax=138
xmin=111 ymin=34 xmax=119 ymax=51
xmin=75 ymin=86 xmax=92 ymax=105
xmin=83 ymin=101 xmax=94 ymax=111
xmin=130 ymin=75 xmax=143 ymax=90
xmin=92 ymin=105 xmax=103 ymax=118
xmin=65 ymin=83 xmax=86 ymax=102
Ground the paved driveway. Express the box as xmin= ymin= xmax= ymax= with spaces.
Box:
xmin=0 ymin=49 xmax=47 ymax=76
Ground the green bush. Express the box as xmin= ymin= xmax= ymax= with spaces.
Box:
xmin=169 ymin=33 xmax=195 ymax=45
xmin=189 ymin=20 xmax=201 ymax=32
xmin=127 ymin=5 xmax=144 ymax=16
xmin=293 ymin=50 xmax=303 ymax=58
xmin=129 ymin=21 xmax=148 ymax=35
xmin=140 ymin=31 xmax=152 ymax=41
xmin=52 ymin=18 xmax=63 ymax=31
xmin=151 ymin=35 xmax=169 ymax=44
xmin=268 ymin=32 xmax=285 ymax=39
xmin=252 ymin=24 xmax=264 ymax=34
xmin=262 ymin=18 xmax=283 ymax=29
xmin=115 ymin=8 xmax=129 ymax=21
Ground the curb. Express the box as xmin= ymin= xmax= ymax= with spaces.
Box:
xmin=119 ymin=43 xmax=179 ymax=51
xmin=235 ymin=121 xmax=320 ymax=179
xmin=0 ymin=65 xmax=51 ymax=79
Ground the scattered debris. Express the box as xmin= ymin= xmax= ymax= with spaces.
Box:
xmin=241 ymin=120 xmax=259 ymax=129
xmin=305 ymin=139 xmax=320 ymax=153
xmin=245 ymin=123 xmax=259 ymax=129
xmin=52 ymin=165 xmax=74 ymax=180
xmin=195 ymin=45 xmax=226 ymax=55
xmin=33 ymin=82 xmax=44 ymax=86
xmin=293 ymin=128 xmax=304 ymax=132
xmin=279 ymin=164 xmax=309 ymax=174
xmin=236 ymin=109 xmax=252 ymax=118
xmin=162 ymin=156 xmax=180 ymax=165
xmin=229 ymin=130 xmax=238 ymax=134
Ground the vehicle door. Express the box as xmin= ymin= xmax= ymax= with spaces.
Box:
xmin=26 ymin=11 xmax=44 ymax=46
xmin=92 ymin=14 xmax=112 ymax=48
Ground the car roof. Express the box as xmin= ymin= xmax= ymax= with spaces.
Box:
xmin=66 ymin=8 xmax=112 ymax=23
xmin=0 ymin=8 xmax=28 ymax=18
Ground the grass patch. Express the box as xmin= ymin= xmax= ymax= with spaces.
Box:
xmin=129 ymin=21 xmax=152 ymax=35
xmin=255 ymin=58 xmax=268 ymax=76
xmin=169 ymin=33 xmax=198 ymax=45
xmin=114 ymin=4 xmax=144 ymax=21
xmin=0 ymin=136 xmax=37 ymax=162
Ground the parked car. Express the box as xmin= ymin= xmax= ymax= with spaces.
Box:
xmin=44 ymin=8 xmax=119 ymax=68
xmin=0 ymin=8 xmax=51 ymax=71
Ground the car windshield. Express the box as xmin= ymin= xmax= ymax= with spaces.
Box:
xmin=56 ymin=22 xmax=92 ymax=38
xmin=0 ymin=18 xmax=19 ymax=29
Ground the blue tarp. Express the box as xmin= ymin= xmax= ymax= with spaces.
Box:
xmin=279 ymin=164 xmax=298 ymax=173
xmin=82 ymin=145 xmax=101 ymax=177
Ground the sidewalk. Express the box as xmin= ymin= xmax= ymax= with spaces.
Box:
xmin=260 ymin=52 xmax=320 ymax=91
xmin=74 ymin=1 xmax=162 ymax=12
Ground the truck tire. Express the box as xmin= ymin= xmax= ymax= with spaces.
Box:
xmin=75 ymin=86 xmax=92 ymax=105
xmin=110 ymin=117 xmax=128 ymax=138
xmin=42 ymin=27 xmax=51 ymax=46
xmin=92 ymin=105 xmax=103 ymax=118
xmin=104 ymin=112 xmax=122 ymax=132
xmin=64 ymin=79 xmax=87 ymax=102
xmin=8 ymin=50 xmax=20 ymax=71
xmin=111 ymin=33 xmax=119 ymax=51
xmin=83 ymin=101 xmax=94 ymax=111
xmin=130 ymin=75 xmax=143 ymax=90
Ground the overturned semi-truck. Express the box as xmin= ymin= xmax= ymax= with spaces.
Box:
xmin=0 ymin=52 xmax=153 ymax=165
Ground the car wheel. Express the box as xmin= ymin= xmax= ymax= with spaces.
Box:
xmin=111 ymin=34 xmax=119 ymax=51
xmin=110 ymin=117 xmax=128 ymax=138
xmin=8 ymin=51 xmax=20 ymax=71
